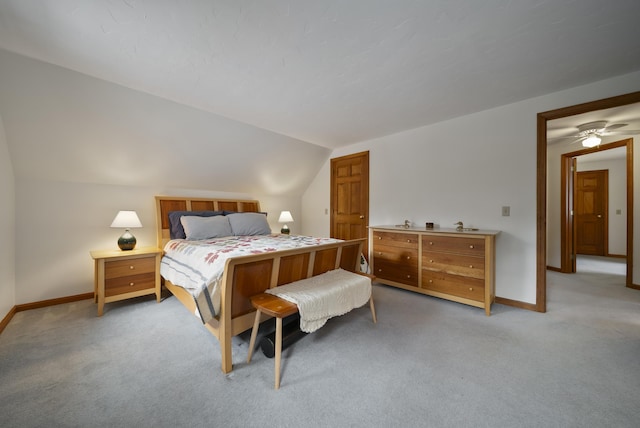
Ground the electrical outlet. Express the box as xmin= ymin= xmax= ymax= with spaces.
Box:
xmin=502 ymin=206 xmax=510 ymax=216
xmin=325 ymin=208 xmax=329 ymax=215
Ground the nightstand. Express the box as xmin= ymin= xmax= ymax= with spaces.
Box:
xmin=90 ymin=246 xmax=162 ymax=316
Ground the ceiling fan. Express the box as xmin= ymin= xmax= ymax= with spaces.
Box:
xmin=548 ymin=120 xmax=640 ymax=148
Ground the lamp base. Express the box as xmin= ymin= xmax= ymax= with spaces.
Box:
xmin=118 ymin=230 xmax=137 ymax=251
xmin=280 ymin=225 xmax=290 ymax=235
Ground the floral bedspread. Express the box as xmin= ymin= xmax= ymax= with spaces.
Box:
xmin=160 ymin=234 xmax=341 ymax=324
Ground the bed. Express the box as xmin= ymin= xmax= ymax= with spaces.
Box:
xmin=155 ymin=196 xmax=365 ymax=373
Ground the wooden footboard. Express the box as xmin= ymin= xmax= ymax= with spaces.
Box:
xmin=217 ymin=238 xmax=364 ymax=373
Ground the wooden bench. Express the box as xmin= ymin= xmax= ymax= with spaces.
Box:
xmin=247 ymin=272 xmax=377 ymax=389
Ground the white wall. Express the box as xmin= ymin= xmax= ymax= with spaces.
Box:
xmin=577 ymin=156 xmax=627 ymax=256
xmin=303 ymin=71 xmax=640 ymax=304
xmin=0 ymin=115 xmax=15 ymax=317
xmin=0 ymin=49 xmax=316 ymax=306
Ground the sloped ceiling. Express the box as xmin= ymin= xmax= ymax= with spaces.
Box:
xmin=1 ymin=0 xmax=640 ymax=149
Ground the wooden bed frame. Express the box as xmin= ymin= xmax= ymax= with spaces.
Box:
xmin=155 ymin=196 xmax=365 ymax=373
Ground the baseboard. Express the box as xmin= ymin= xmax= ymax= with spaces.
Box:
xmin=0 ymin=292 xmax=94 ymax=335
xmin=495 ymin=296 xmax=539 ymax=312
xmin=628 ymin=284 xmax=640 ymax=291
xmin=607 ymin=253 xmax=626 ymax=259
xmin=0 ymin=306 xmax=18 ymax=335
xmin=546 ymin=265 xmax=562 ymax=272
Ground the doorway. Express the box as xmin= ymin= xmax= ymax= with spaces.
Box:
xmin=538 ymin=91 xmax=640 ymax=313
xmin=560 ymin=140 xmax=630 ymax=276
xmin=575 ymin=169 xmax=608 ymax=256
xmin=330 ymin=151 xmax=370 ymax=256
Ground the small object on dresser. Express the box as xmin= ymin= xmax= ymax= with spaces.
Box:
xmin=425 ymin=222 xmax=434 ymax=229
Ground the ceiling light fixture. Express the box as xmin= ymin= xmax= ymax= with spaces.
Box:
xmin=582 ymin=134 xmax=601 ymax=148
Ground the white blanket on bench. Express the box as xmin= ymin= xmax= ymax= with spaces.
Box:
xmin=266 ymin=269 xmax=371 ymax=333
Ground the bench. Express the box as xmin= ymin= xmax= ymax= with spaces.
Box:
xmin=247 ymin=271 xmax=377 ymax=389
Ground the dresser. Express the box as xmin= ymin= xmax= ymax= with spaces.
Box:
xmin=370 ymin=226 xmax=499 ymax=315
xmin=90 ymin=247 xmax=162 ymax=316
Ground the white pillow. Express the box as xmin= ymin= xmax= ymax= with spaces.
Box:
xmin=227 ymin=212 xmax=271 ymax=236
xmin=180 ymin=215 xmax=232 ymax=240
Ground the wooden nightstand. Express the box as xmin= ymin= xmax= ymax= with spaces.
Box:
xmin=90 ymin=246 xmax=163 ymax=316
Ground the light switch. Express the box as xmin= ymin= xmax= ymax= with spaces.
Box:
xmin=502 ymin=206 xmax=510 ymax=216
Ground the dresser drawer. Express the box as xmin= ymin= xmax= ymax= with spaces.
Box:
xmin=372 ymin=231 xmax=418 ymax=249
xmin=373 ymin=259 xmax=418 ymax=286
xmin=422 ymin=251 xmax=484 ymax=279
xmin=422 ymin=235 xmax=485 ymax=256
xmin=105 ymin=256 xmax=156 ymax=279
xmin=105 ymin=272 xmax=156 ymax=297
xmin=372 ymin=244 xmax=418 ymax=266
xmin=422 ymin=271 xmax=484 ymax=302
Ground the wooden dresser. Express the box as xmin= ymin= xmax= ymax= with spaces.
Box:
xmin=370 ymin=226 xmax=499 ymax=315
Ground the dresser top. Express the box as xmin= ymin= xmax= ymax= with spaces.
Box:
xmin=370 ymin=225 xmax=500 ymax=236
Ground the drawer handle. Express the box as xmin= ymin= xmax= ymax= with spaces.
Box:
xmin=429 ymin=279 xmax=433 ymax=283
xmin=377 ymin=252 xmax=383 ymax=256
xmin=469 ymin=287 xmax=473 ymax=291
xmin=469 ymin=265 xmax=473 ymax=268
xmin=378 ymin=268 xmax=382 ymax=272
xmin=378 ymin=236 xmax=382 ymax=240
xmin=129 ymin=265 xmax=135 ymax=270
xmin=406 ymin=275 xmax=411 ymax=278
xmin=429 ymin=241 xmax=433 ymax=245
xmin=407 ymin=239 xmax=411 ymax=243
xmin=429 ymin=259 xmax=434 ymax=263
xmin=406 ymin=256 xmax=411 ymax=260
xmin=129 ymin=282 xmax=135 ymax=286
xmin=469 ymin=245 xmax=474 ymax=249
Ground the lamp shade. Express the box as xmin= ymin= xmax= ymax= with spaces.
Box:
xmin=110 ymin=211 xmax=142 ymax=229
xmin=278 ymin=211 xmax=294 ymax=223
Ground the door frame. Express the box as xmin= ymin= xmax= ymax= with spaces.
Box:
xmin=538 ymin=91 xmax=640 ymax=312
xmin=560 ymin=140 xmax=630 ymax=279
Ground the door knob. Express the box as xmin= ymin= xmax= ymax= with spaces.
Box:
xmin=597 ymin=214 xmax=602 ymax=218
xmin=359 ymin=215 xmax=365 ymax=219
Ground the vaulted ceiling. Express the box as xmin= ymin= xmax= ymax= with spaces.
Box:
xmin=1 ymin=0 xmax=639 ymax=149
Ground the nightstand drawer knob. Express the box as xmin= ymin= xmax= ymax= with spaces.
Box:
xmin=469 ymin=245 xmax=474 ymax=249
xmin=129 ymin=265 xmax=135 ymax=269
xmin=130 ymin=282 xmax=135 ymax=286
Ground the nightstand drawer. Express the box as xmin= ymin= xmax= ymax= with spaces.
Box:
xmin=105 ymin=256 xmax=156 ymax=279
xmin=105 ymin=272 xmax=156 ymax=297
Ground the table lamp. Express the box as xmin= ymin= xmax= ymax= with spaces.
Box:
xmin=110 ymin=210 xmax=142 ymax=250
xmin=278 ymin=211 xmax=294 ymax=234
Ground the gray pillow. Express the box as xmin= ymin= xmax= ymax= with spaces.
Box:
xmin=227 ymin=212 xmax=272 ymax=236
xmin=180 ymin=215 xmax=233 ymax=240
xmin=168 ymin=210 xmax=223 ymax=239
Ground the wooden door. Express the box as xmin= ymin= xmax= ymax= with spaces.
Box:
xmin=575 ymin=170 xmax=608 ymax=256
xmin=331 ymin=151 xmax=369 ymax=257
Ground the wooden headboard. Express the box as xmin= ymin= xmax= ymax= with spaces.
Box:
xmin=155 ymin=196 xmax=261 ymax=248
